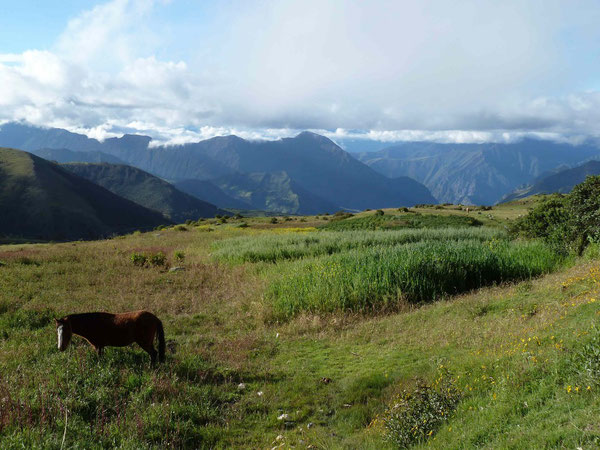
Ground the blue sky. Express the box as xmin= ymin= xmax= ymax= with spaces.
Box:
xmin=1 ymin=0 xmax=600 ymax=146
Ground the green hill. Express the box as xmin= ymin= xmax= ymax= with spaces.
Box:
xmin=0 ymin=148 xmax=170 ymax=241
xmin=61 ymin=163 xmax=223 ymax=222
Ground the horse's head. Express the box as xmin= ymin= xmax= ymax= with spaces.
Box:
xmin=55 ymin=317 xmax=72 ymax=351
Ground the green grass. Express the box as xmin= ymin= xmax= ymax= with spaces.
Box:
xmin=319 ymin=212 xmax=482 ymax=231
xmin=212 ymin=227 xmax=505 ymax=264
xmin=2 ymin=216 xmax=600 ymax=448
xmin=267 ymin=239 xmax=563 ymax=317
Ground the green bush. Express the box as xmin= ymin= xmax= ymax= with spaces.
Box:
xmin=375 ymin=209 xmax=385 ymax=216
xmin=383 ymin=370 xmax=461 ymax=448
xmin=270 ymin=217 xmax=278 ymax=224
xmin=130 ymin=252 xmax=148 ymax=267
xmin=149 ymin=252 xmax=167 ymax=267
xmin=174 ymin=251 xmax=185 ymax=262
xmin=175 ymin=225 xmax=188 ymax=231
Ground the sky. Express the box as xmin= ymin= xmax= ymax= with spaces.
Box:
xmin=1 ymin=0 xmax=600 ymax=147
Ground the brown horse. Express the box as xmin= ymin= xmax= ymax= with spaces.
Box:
xmin=55 ymin=310 xmax=165 ymax=365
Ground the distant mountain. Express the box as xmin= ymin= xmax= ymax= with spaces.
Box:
xmin=501 ymin=160 xmax=600 ymax=202
xmin=355 ymin=140 xmax=600 ymax=205
xmin=0 ymin=123 xmax=437 ymax=209
xmin=174 ymin=179 xmax=252 ymax=210
xmin=0 ymin=148 xmax=169 ymax=241
xmin=31 ymin=148 xmax=125 ymax=164
xmin=61 ymin=163 xmax=222 ymax=222
xmin=210 ymin=171 xmax=338 ymax=214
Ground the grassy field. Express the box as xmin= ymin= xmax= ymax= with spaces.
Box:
xmin=2 ymin=201 xmax=600 ymax=448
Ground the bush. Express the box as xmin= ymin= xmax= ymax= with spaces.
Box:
xmin=174 ymin=251 xmax=185 ymax=262
xmin=270 ymin=217 xmax=279 ymax=224
xmin=510 ymin=194 xmax=571 ymax=252
xmin=375 ymin=209 xmax=385 ymax=216
xmin=149 ymin=252 xmax=167 ymax=267
xmin=383 ymin=369 xmax=461 ymax=448
xmin=175 ymin=225 xmax=188 ymax=231
xmin=130 ymin=252 xmax=148 ymax=267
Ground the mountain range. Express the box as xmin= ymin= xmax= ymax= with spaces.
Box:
xmin=0 ymin=123 xmax=436 ymax=212
xmin=0 ymin=148 xmax=169 ymax=241
xmin=355 ymin=140 xmax=600 ymax=205
xmin=501 ymin=160 xmax=600 ymax=202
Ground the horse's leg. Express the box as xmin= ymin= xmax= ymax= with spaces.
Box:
xmin=138 ymin=340 xmax=157 ymax=366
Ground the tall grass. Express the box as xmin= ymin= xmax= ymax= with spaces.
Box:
xmin=267 ymin=240 xmax=562 ymax=317
xmin=212 ymin=228 xmax=506 ymax=264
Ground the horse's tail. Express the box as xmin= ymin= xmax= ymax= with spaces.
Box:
xmin=156 ymin=319 xmax=166 ymax=363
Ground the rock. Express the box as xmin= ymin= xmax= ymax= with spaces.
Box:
xmin=257 ymin=391 xmax=264 ymax=396
xmin=169 ymin=266 xmax=185 ymax=272
xmin=237 ymin=383 xmax=246 ymax=390
xmin=277 ymin=413 xmax=288 ymax=420
xmin=307 ymin=422 xmax=314 ymax=429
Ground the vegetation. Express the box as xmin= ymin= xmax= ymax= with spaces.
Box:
xmin=267 ymin=240 xmax=562 ymax=317
xmin=3 ymin=192 xmax=600 ymax=448
xmin=319 ymin=212 xmax=482 ymax=231
xmin=512 ymin=175 xmax=600 ymax=254
xmin=212 ymin=228 xmax=505 ymax=264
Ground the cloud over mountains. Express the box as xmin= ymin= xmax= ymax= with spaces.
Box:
xmin=1 ymin=0 xmax=600 ymax=145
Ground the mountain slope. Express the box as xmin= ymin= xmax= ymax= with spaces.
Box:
xmin=61 ymin=163 xmax=222 ymax=222
xmin=210 ymin=171 xmax=338 ymax=214
xmin=0 ymin=123 xmax=437 ymax=210
xmin=356 ymin=140 xmax=600 ymax=205
xmin=174 ymin=179 xmax=253 ymax=210
xmin=501 ymin=160 xmax=600 ymax=202
xmin=0 ymin=148 xmax=169 ymax=241
xmin=31 ymin=148 xmax=126 ymax=164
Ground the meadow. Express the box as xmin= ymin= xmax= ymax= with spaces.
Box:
xmin=1 ymin=205 xmax=600 ymax=448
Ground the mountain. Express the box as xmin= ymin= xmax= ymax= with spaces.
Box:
xmin=209 ymin=171 xmax=338 ymax=214
xmin=0 ymin=123 xmax=437 ymax=210
xmin=501 ymin=160 xmax=600 ymax=202
xmin=355 ymin=140 xmax=600 ymax=205
xmin=31 ymin=148 xmax=126 ymax=164
xmin=0 ymin=148 xmax=169 ymax=241
xmin=174 ymin=179 xmax=252 ymax=210
xmin=61 ymin=163 xmax=222 ymax=222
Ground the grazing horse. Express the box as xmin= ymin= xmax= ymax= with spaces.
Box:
xmin=55 ymin=310 xmax=165 ymax=365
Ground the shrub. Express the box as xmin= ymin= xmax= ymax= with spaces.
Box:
xmin=270 ymin=217 xmax=279 ymax=224
xmin=174 ymin=251 xmax=185 ymax=262
xmin=510 ymin=194 xmax=571 ymax=252
xmin=185 ymin=219 xmax=193 ymax=225
xmin=235 ymin=213 xmax=244 ymax=219
xmin=130 ymin=252 xmax=148 ymax=267
xmin=383 ymin=370 xmax=461 ymax=448
xmin=149 ymin=252 xmax=167 ymax=267
xmin=175 ymin=225 xmax=188 ymax=231
xmin=569 ymin=175 xmax=600 ymax=253
xmin=398 ymin=207 xmax=409 ymax=213
xmin=375 ymin=209 xmax=384 ymax=216
xmin=218 ymin=217 xmax=228 ymax=224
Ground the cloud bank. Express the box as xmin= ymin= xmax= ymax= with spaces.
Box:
xmin=1 ymin=0 xmax=600 ymax=145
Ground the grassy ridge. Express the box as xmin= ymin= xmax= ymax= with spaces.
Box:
xmin=267 ymin=240 xmax=562 ymax=316
xmin=319 ymin=212 xmax=482 ymax=231
xmin=212 ymin=228 xmax=505 ymax=264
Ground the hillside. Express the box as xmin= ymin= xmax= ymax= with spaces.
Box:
xmin=210 ymin=171 xmax=338 ymax=214
xmin=0 ymin=123 xmax=437 ymax=210
xmin=174 ymin=179 xmax=253 ymax=210
xmin=2 ymin=206 xmax=600 ymax=448
xmin=502 ymin=160 xmax=600 ymax=202
xmin=61 ymin=163 xmax=222 ymax=222
xmin=0 ymin=148 xmax=169 ymax=241
xmin=355 ymin=140 xmax=600 ymax=205
xmin=31 ymin=148 xmax=126 ymax=164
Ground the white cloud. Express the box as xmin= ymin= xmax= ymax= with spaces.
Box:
xmin=1 ymin=0 xmax=600 ymax=146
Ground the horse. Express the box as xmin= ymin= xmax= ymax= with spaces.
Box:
xmin=55 ymin=310 xmax=166 ymax=365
